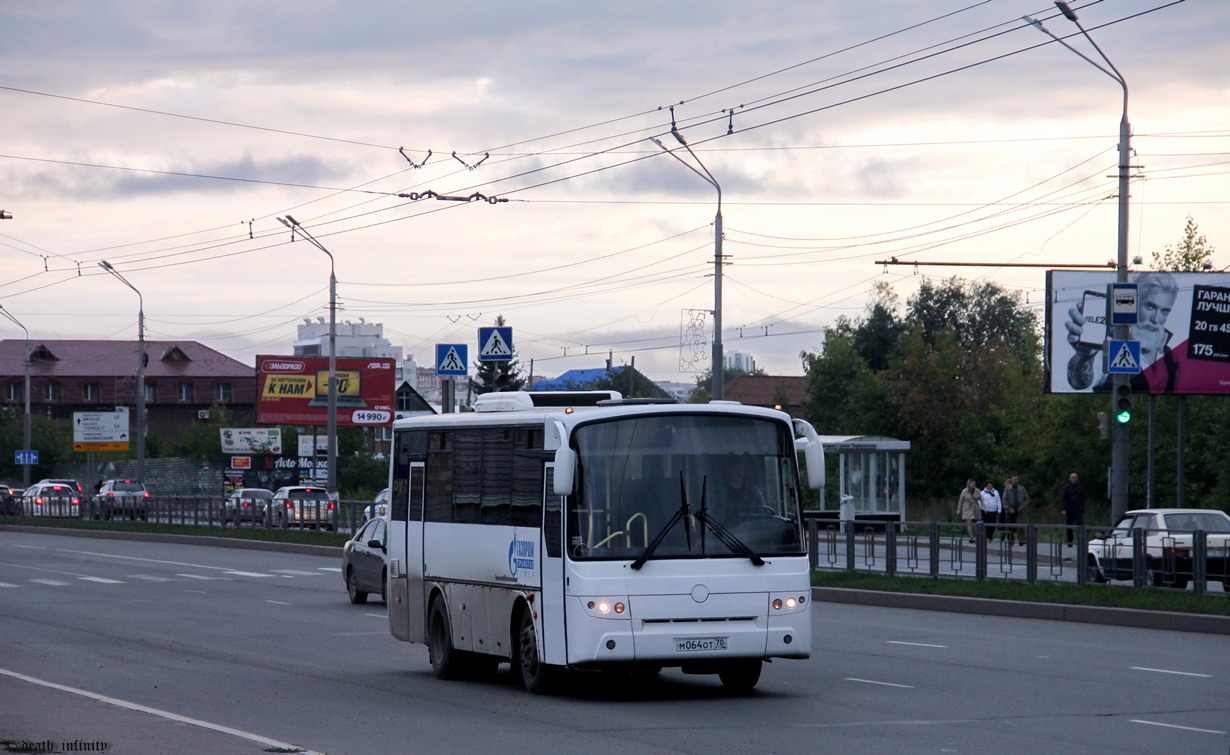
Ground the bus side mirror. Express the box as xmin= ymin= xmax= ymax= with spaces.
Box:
xmin=792 ymin=418 xmax=826 ymax=491
xmin=553 ymin=446 xmax=577 ymax=496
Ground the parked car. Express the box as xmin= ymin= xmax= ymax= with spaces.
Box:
xmin=270 ymin=486 xmax=336 ymax=530
xmin=220 ymin=488 xmax=274 ymax=524
xmin=363 ymin=487 xmax=390 ymax=521
xmin=1087 ymin=508 xmax=1230 ymax=589
xmin=91 ymin=479 xmax=151 ymax=521
xmin=21 ymin=482 xmax=83 ymax=518
xmin=342 ymin=516 xmax=387 ymax=604
xmin=0 ymin=484 xmax=20 ymax=516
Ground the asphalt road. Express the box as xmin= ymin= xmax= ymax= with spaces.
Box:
xmin=1 ymin=530 xmax=1227 ymax=755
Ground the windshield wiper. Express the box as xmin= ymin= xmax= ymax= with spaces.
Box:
xmin=695 ymin=475 xmax=764 ymax=566
xmin=631 ymin=473 xmax=692 ymax=570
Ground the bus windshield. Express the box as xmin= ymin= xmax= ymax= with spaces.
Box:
xmin=568 ymin=413 xmax=804 ymax=561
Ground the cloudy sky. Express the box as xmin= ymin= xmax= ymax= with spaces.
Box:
xmin=1 ymin=0 xmax=1226 ymax=383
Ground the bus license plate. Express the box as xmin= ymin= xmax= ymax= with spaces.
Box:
xmin=675 ymin=637 xmax=728 ymax=652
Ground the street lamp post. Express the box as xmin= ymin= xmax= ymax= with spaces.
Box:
xmin=99 ymin=261 xmax=146 ymax=481
xmin=1028 ymin=2 xmax=1132 ymax=522
xmin=0 ymin=305 xmax=32 ymax=487
xmin=650 ymin=133 xmax=725 ymax=400
xmin=278 ymin=216 xmax=338 ymax=495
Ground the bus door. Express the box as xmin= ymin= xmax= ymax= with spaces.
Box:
xmin=390 ymin=462 xmax=425 ymax=643
xmin=540 ymin=462 xmax=568 ymax=666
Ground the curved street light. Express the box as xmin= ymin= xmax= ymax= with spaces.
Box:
xmin=99 ymin=261 xmax=146 ymax=481
xmin=649 ymin=133 xmax=725 ymax=400
xmin=277 ymin=215 xmax=338 ymax=495
xmin=1026 ymin=1 xmax=1132 ymax=522
xmin=0 ymin=304 xmax=32 ymax=486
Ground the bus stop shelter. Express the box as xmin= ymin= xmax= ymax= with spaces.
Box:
xmin=811 ymin=435 xmax=911 ymax=524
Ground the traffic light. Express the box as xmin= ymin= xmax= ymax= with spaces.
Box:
xmin=1114 ymin=382 xmax=1132 ymax=423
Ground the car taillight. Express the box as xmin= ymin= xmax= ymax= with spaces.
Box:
xmin=286 ymin=502 xmax=294 ymax=509
xmin=327 ymin=502 xmax=335 ymax=510
xmin=107 ymin=493 xmax=115 ymax=498
xmin=72 ymin=498 xmax=80 ymax=506
xmin=142 ymin=491 xmax=150 ymax=498
xmin=35 ymin=497 xmax=44 ymax=505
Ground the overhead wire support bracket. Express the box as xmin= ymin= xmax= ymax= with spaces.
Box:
xmin=451 ymin=151 xmax=489 ymax=170
xmin=394 ymin=189 xmax=508 ymax=204
xmin=399 ymin=147 xmax=432 ymax=168
xmin=874 ymin=258 xmax=1116 ymax=269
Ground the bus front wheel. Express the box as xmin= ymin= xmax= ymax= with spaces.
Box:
xmin=516 ymin=608 xmax=558 ymax=695
xmin=718 ymin=659 xmax=762 ymax=693
xmin=428 ymin=600 xmax=460 ymax=680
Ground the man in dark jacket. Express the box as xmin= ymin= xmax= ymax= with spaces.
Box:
xmin=1060 ymin=472 xmax=1086 ymax=546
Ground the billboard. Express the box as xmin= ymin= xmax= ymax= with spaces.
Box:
xmin=1045 ymin=270 xmax=1230 ymax=395
xmin=220 ymin=427 xmax=283 ymax=454
xmin=256 ymin=355 xmax=396 ymax=426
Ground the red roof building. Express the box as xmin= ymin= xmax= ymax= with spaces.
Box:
xmin=0 ymin=339 xmax=256 ymax=441
xmin=721 ymin=375 xmax=808 ymax=416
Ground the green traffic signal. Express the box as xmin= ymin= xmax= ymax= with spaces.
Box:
xmin=1114 ymin=382 xmax=1131 ymax=423
xmin=1116 ymin=408 xmax=1131 ymax=423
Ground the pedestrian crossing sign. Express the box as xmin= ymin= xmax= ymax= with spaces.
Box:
xmin=436 ymin=343 xmax=468 ymax=375
xmin=1106 ymin=339 xmax=1141 ymax=374
xmin=478 ymin=326 xmax=513 ymax=361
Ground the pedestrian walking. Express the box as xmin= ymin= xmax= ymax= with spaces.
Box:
xmin=1001 ymin=475 xmax=1029 ymax=544
xmin=1060 ymin=472 xmax=1086 ymax=546
xmin=955 ymin=479 xmax=981 ymax=543
xmin=979 ymin=480 xmax=1002 ymax=541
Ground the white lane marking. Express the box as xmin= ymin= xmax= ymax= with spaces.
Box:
xmin=78 ymin=576 xmax=124 ymax=584
xmin=1131 ymin=666 xmax=1212 ymax=678
xmin=266 ymin=600 xmax=292 ymax=606
xmin=0 ymin=667 xmax=325 ymax=755
xmin=11 ymin=544 xmax=46 ymax=549
xmin=1130 ymin=720 xmax=1226 ymax=735
xmin=60 ymin=549 xmax=244 ymax=572
xmin=845 ymin=678 xmax=915 ymax=689
xmin=176 ymin=573 xmax=222 ymax=580
xmin=0 ymin=582 xmax=21 ymax=588
xmin=272 ymin=569 xmax=322 ymax=576
xmin=29 ymin=578 xmax=71 ymax=586
xmin=128 ymin=575 xmax=170 ymax=582
xmin=184 ymin=590 xmax=207 ymax=594
xmin=887 ymin=641 xmax=947 ymax=648
xmin=319 ymin=567 xmax=342 ymax=572
xmin=365 ymin=613 xmax=386 ymax=619
xmin=223 ymin=571 xmax=275 ymax=578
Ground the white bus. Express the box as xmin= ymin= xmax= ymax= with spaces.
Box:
xmin=384 ymin=391 xmax=825 ymax=693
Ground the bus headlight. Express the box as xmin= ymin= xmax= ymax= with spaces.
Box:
xmin=770 ymin=593 xmax=807 ymax=614
xmin=580 ymin=597 xmax=630 ymax=619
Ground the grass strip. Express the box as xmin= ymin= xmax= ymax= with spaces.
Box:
xmin=813 ymin=569 xmax=1230 ymax=617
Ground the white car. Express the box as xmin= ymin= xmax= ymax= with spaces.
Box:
xmin=1087 ymin=508 xmax=1230 ymax=590
xmin=270 ymin=486 xmax=336 ymax=531
xmin=363 ymin=487 xmax=390 ymax=521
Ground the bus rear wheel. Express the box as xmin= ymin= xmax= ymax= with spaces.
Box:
xmin=718 ymin=659 xmax=762 ymax=693
xmin=516 ymin=608 xmax=558 ymax=695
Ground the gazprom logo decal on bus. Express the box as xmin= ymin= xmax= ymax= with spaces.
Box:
xmin=509 ymin=535 xmax=536 ymax=576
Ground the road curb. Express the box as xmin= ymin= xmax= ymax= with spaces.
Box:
xmin=812 ymin=586 xmax=1230 ymax=635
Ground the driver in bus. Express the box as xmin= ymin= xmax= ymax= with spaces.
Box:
xmin=725 ymin=455 xmax=768 ymax=521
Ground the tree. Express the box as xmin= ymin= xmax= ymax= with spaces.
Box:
xmin=907 ymin=277 xmax=1039 ymax=364
xmin=470 ymin=315 xmax=526 ymax=394
xmin=1152 ymin=216 xmax=1214 ymax=272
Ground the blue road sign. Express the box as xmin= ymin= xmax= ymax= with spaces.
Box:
xmin=1106 ymin=339 xmax=1141 ymax=374
xmin=1110 ymin=282 xmax=1138 ymax=326
xmin=436 ymin=343 xmax=468 ymax=375
xmin=15 ymin=450 xmax=38 ymax=465
xmin=478 ymin=326 xmax=513 ymax=361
